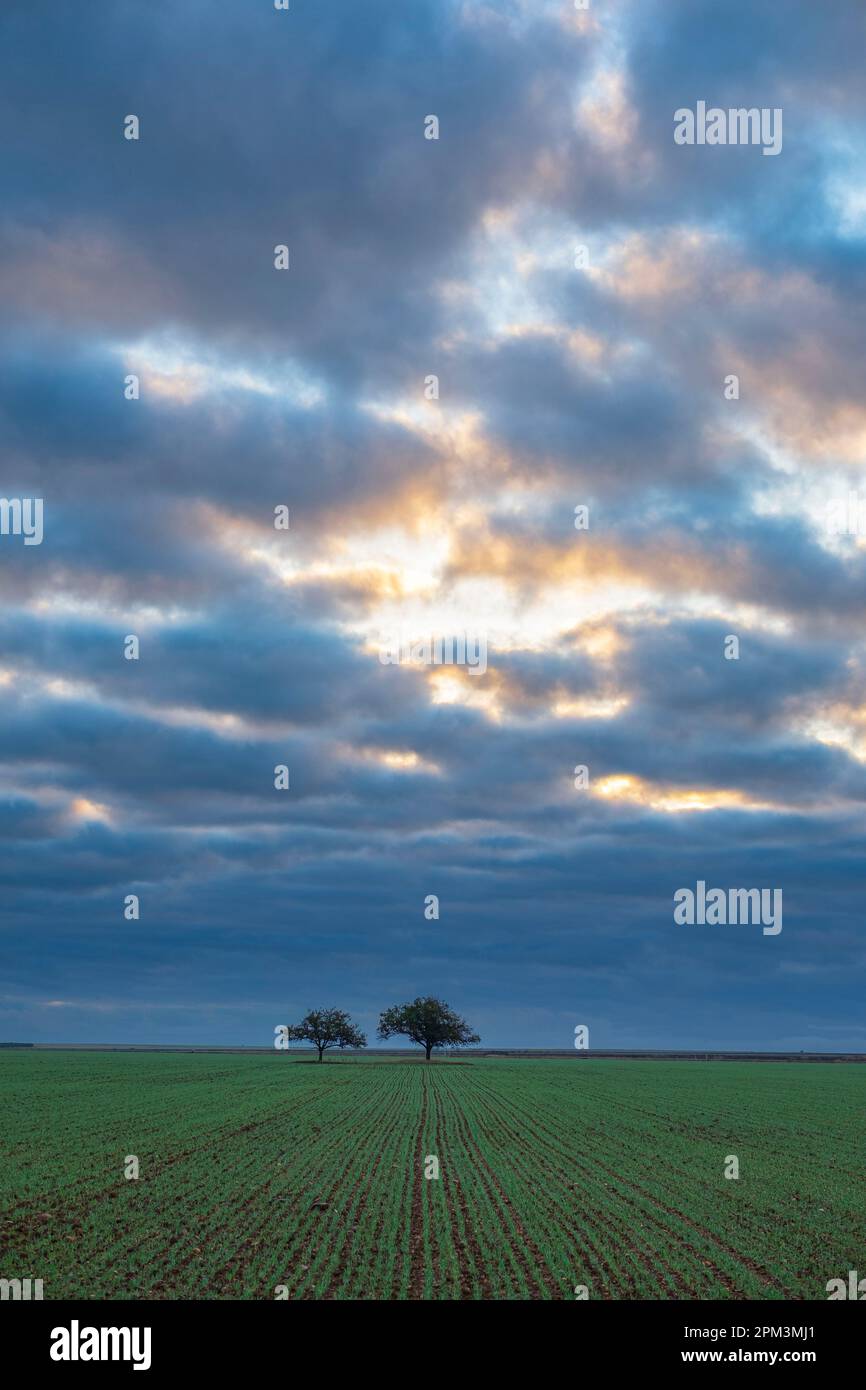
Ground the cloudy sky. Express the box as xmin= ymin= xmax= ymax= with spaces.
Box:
xmin=2 ymin=0 xmax=865 ymax=1049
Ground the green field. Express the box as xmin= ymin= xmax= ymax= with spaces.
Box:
xmin=0 ymin=1052 xmax=861 ymax=1300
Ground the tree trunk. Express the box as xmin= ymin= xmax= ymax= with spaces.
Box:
xmin=425 ymin=1042 xmax=432 ymax=1061
xmin=317 ymin=1045 xmax=324 ymax=1062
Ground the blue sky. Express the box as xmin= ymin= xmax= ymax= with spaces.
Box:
xmin=2 ymin=0 xmax=866 ymax=1049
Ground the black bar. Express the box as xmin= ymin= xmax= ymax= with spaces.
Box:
xmin=9 ymin=1297 xmax=858 ymax=1374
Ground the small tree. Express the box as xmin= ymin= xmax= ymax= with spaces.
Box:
xmin=377 ymin=997 xmax=480 ymax=1062
xmin=287 ymin=1009 xmax=367 ymax=1063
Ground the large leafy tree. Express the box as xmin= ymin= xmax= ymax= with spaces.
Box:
xmin=287 ymin=1009 xmax=367 ymax=1063
xmin=377 ymin=997 xmax=480 ymax=1061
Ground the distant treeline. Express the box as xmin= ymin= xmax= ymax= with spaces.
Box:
xmin=16 ymin=1045 xmax=866 ymax=1062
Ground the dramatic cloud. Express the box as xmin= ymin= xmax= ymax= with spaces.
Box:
xmin=1 ymin=0 xmax=864 ymax=1048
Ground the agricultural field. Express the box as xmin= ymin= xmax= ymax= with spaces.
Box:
xmin=0 ymin=1051 xmax=862 ymax=1300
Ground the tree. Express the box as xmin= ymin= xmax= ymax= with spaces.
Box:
xmin=377 ymin=996 xmax=480 ymax=1061
xmin=287 ymin=1009 xmax=367 ymax=1063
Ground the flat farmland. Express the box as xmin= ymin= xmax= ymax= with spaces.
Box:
xmin=0 ymin=1052 xmax=861 ymax=1300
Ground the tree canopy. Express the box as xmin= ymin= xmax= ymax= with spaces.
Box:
xmin=377 ymin=997 xmax=480 ymax=1061
xmin=287 ymin=1009 xmax=367 ymax=1062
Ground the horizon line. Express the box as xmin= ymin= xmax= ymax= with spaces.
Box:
xmin=4 ymin=1043 xmax=866 ymax=1059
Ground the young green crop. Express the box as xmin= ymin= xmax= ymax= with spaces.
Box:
xmin=1 ymin=1052 xmax=861 ymax=1300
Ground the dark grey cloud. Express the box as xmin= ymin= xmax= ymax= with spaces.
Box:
xmin=2 ymin=0 xmax=865 ymax=1048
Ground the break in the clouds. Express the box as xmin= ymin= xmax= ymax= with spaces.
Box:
xmin=1 ymin=0 xmax=866 ymax=1049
